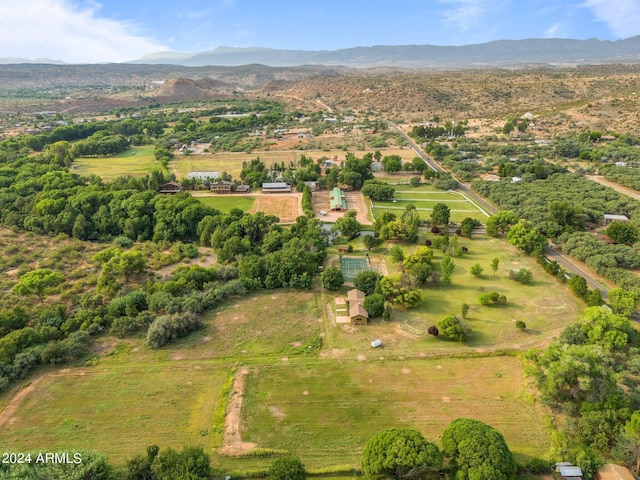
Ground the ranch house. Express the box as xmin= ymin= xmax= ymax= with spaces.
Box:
xmin=158 ymin=182 xmax=183 ymax=194
xmin=347 ymin=289 xmax=369 ymax=325
xmin=210 ymin=180 xmax=232 ymax=194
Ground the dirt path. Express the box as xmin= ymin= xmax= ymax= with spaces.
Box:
xmin=219 ymin=367 xmax=257 ymax=456
xmin=0 ymin=376 xmax=46 ymax=429
xmin=586 ymin=175 xmax=640 ymax=200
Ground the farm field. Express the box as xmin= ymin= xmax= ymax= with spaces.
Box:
xmin=170 ymin=148 xmax=416 ymax=181
xmin=370 ymin=183 xmax=488 ymax=223
xmin=239 ymin=356 xmax=550 ymax=470
xmin=0 ymin=360 xmax=229 ymax=465
xmin=194 ymin=194 xmax=256 ymax=213
xmin=73 ymin=146 xmax=165 ymax=181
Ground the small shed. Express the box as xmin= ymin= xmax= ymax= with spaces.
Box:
xmin=558 ymin=465 xmax=584 ymax=480
xmin=603 ymin=214 xmax=629 ymax=225
xmin=337 ymin=246 xmax=349 ymax=254
xmin=349 ymin=303 xmax=369 ymax=325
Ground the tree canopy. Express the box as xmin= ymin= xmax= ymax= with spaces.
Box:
xmin=362 ymin=428 xmax=443 ymax=480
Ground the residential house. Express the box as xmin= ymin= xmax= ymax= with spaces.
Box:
xmin=158 ymin=182 xmax=183 ymax=194
xmin=210 ymin=180 xmax=232 ymax=194
xmin=347 ymin=289 xmax=368 ymax=325
xmin=235 ymin=184 xmax=251 ymax=193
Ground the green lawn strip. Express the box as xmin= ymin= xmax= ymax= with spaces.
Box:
xmin=239 ymin=357 xmax=550 ymax=469
xmin=195 ymin=195 xmax=256 ymax=213
xmin=372 ymin=207 xmax=485 ymax=223
xmin=0 ymin=362 xmax=229 ymax=466
xmin=73 ymin=146 xmax=165 ymax=181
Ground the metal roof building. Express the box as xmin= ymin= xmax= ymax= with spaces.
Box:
xmin=330 ymin=187 xmax=347 ymax=211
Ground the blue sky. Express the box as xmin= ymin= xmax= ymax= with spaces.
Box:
xmin=1 ymin=0 xmax=639 ymax=63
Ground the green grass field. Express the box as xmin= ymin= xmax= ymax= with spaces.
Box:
xmin=73 ymin=146 xmax=165 ymax=181
xmin=241 ymin=357 xmax=550 ymax=469
xmin=0 ymin=361 xmax=229 ymax=465
xmin=370 ymin=183 xmax=488 ymax=223
xmin=195 ymin=195 xmax=256 ymax=213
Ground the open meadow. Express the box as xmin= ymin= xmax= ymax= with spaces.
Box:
xmin=0 ymin=360 xmax=230 ymax=465
xmin=238 ymin=356 xmax=551 ymax=470
xmin=73 ymin=146 xmax=166 ymax=181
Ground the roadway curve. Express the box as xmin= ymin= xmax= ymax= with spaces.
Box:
xmin=387 ymin=120 xmax=612 ymax=298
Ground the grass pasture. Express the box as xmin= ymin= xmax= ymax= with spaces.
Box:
xmin=194 ymin=194 xmax=256 ymax=213
xmin=322 ymin=236 xmax=583 ymax=355
xmin=370 ymin=183 xmax=487 ymax=223
xmin=240 ymin=356 xmax=550 ymax=469
xmin=0 ymin=362 xmax=229 ymax=465
xmin=73 ymin=146 xmax=165 ymax=181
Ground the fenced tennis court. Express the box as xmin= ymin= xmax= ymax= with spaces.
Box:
xmin=340 ymin=256 xmax=372 ymax=282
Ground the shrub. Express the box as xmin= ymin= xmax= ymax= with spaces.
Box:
xmin=515 ymin=320 xmax=527 ymax=330
xmin=321 ymin=266 xmax=344 ymax=291
xmin=479 ymin=291 xmax=507 ymax=306
xmin=268 ymin=456 xmax=306 ymax=480
xmin=145 ymin=312 xmax=201 ymax=349
xmin=363 ymin=293 xmax=385 ymax=318
xmin=470 ymin=264 xmax=483 ymax=277
xmin=509 ymin=268 xmax=533 ymax=284
xmin=437 ymin=314 xmax=470 ymax=341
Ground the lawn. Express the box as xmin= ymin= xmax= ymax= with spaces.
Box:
xmin=195 ymin=194 xmax=256 ymax=213
xmin=239 ymin=356 xmax=551 ymax=469
xmin=0 ymin=361 xmax=229 ymax=465
xmin=370 ymin=182 xmax=488 ymax=223
xmin=73 ymin=146 xmax=165 ymax=181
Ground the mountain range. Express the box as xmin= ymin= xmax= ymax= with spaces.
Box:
xmin=2 ymin=36 xmax=640 ymax=68
xmin=129 ymin=37 xmax=640 ymax=68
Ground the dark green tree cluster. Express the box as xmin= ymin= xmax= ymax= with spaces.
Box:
xmin=436 ymin=314 xmax=470 ymax=342
xmin=526 ymin=306 xmax=638 ymax=459
xmin=376 ymin=205 xmax=421 ymax=243
xmin=362 ymin=180 xmax=395 ymax=201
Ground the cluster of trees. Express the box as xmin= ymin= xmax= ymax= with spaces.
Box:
xmin=301 ymin=185 xmax=313 ymax=216
xmin=71 ymin=131 xmax=130 ymax=157
xmin=374 ymin=206 xmax=421 ymax=243
xmin=362 ymin=419 xmax=517 ymax=480
xmin=362 ymin=180 xmax=395 ymax=201
xmin=526 ymin=306 xmax=640 ymax=470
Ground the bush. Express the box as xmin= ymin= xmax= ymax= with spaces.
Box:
xmin=353 ymin=270 xmax=381 ymax=295
xmin=321 ymin=266 xmax=344 ymax=291
xmin=470 ymin=263 xmax=483 ymax=277
xmin=437 ymin=314 xmax=470 ymax=341
xmin=479 ymin=291 xmax=507 ymax=306
xmin=145 ymin=312 xmax=201 ymax=349
xmin=509 ymin=268 xmax=532 ymax=284
xmin=363 ymin=293 xmax=385 ymax=318
xmin=515 ymin=320 xmax=527 ymax=330
xmin=268 ymin=456 xmax=306 ymax=480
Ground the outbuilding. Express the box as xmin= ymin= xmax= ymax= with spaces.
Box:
xmin=262 ymin=182 xmax=292 ymax=193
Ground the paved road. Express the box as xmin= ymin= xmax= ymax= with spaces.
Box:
xmin=387 ymin=120 xmax=613 ymax=299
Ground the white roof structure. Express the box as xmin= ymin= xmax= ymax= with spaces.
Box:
xmin=187 ymin=171 xmax=219 ymax=180
xmin=604 ymin=214 xmax=629 ymax=221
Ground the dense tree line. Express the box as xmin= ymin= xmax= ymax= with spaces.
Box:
xmin=525 ymin=306 xmax=640 ymax=471
xmin=600 ymin=165 xmax=640 ymax=192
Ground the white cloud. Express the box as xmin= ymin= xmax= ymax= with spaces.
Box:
xmin=438 ymin=0 xmax=493 ymax=31
xmin=544 ymin=22 xmax=563 ymax=38
xmin=583 ymin=0 xmax=640 ymax=38
xmin=0 ymin=0 xmax=168 ymax=63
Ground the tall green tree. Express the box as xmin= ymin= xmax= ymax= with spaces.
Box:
xmin=13 ymin=269 xmax=64 ymax=300
xmin=430 ymin=203 xmax=451 ymax=226
xmin=441 ymin=418 xmax=517 ymax=480
xmin=362 ymin=428 xmax=443 ymax=480
xmin=440 ymin=256 xmax=456 ymax=284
